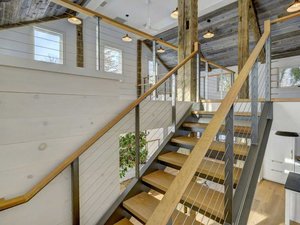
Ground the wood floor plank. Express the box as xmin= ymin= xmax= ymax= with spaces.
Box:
xmin=158 ymin=152 xmax=242 ymax=185
xmin=171 ymin=136 xmax=249 ymax=157
xmin=123 ymin=192 xmax=204 ymax=225
xmin=182 ymin=122 xmax=252 ymax=134
xmin=142 ymin=170 xmax=224 ymax=221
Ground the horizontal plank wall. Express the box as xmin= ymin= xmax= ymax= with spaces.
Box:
xmin=0 ymin=17 xmax=186 ymax=225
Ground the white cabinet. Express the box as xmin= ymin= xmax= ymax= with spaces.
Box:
xmin=263 ymin=130 xmax=295 ymax=184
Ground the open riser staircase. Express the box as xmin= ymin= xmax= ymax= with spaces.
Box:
xmin=0 ymin=2 xmax=298 ymax=224
xmin=101 ymin=102 xmax=273 ymax=225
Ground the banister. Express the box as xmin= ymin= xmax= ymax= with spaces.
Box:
xmin=271 ymin=11 xmax=300 ymax=24
xmin=0 ymin=43 xmax=199 ymax=211
xmin=145 ymin=20 xmax=271 ymax=225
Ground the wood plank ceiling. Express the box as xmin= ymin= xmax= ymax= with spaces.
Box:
xmin=152 ymin=0 xmax=300 ymax=69
xmin=0 ymin=0 xmax=86 ymax=28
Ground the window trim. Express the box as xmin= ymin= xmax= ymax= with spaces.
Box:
xmin=33 ymin=26 xmax=64 ymax=64
xmin=103 ymin=45 xmax=123 ymax=75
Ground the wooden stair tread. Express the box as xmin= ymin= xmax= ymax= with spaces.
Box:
xmin=123 ymin=192 xmax=203 ymax=225
xmin=114 ymin=218 xmax=133 ymax=225
xmin=192 ymin=110 xmax=253 ymax=117
xmin=171 ymin=136 xmax=248 ymax=156
xmin=142 ymin=170 xmax=224 ymax=220
xmin=158 ymin=152 xmax=242 ymax=184
xmin=182 ymin=122 xmax=251 ymax=134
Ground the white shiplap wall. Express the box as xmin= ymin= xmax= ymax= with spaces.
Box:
xmin=0 ymin=17 xmax=180 ymax=225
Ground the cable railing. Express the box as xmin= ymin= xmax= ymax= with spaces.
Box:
xmin=145 ymin=19 xmax=272 ymax=225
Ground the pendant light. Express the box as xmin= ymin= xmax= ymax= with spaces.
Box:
xmin=203 ymin=30 xmax=215 ymax=39
xmin=287 ymin=0 xmax=300 ymax=13
xmin=122 ymin=34 xmax=132 ymax=42
xmin=157 ymin=46 xmax=165 ymax=53
xmin=203 ymin=19 xmax=214 ymax=39
xmin=67 ymin=17 xmax=82 ymax=25
xmin=171 ymin=7 xmax=178 ymax=19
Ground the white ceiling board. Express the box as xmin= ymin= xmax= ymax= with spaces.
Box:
xmin=80 ymin=0 xmax=237 ymax=35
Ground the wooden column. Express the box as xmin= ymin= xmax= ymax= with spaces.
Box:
xmin=238 ymin=0 xmax=250 ymax=98
xmin=137 ymin=40 xmax=142 ymax=97
xmin=178 ymin=0 xmax=198 ymax=102
xmin=77 ymin=22 xmax=84 ymax=68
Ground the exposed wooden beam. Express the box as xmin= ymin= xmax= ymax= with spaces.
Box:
xmin=177 ymin=0 xmax=198 ymax=102
xmin=249 ymin=0 xmax=265 ymax=62
xmin=76 ymin=21 xmax=84 ymax=67
xmin=0 ymin=14 xmax=69 ymax=30
xmin=238 ymin=0 xmax=250 ymax=99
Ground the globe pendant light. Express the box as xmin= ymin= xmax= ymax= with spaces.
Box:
xmin=171 ymin=7 xmax=178 ymax=19
xmin=157 ymin=46 xmax=165 ymax=53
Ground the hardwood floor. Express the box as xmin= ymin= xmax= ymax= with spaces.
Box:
xmin=248 ymin=179 xmax=300 ymax=225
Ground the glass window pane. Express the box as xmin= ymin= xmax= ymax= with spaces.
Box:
xmin=34 ymin=27 xmax=63 ymax=64
xmin=104 ymin=46 xmax=122 ymax=74
xmin=280 ymin=67 xmax=300 ymax=87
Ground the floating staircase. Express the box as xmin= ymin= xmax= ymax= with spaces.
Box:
xmin=102 ymin=109 xmax=261 ymax=225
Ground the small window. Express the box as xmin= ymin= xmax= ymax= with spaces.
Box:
xmin=279 ymin=67 xmax=300 ymax=87
xmin=33 ymin=27 xmax=63 ymax=64
xmin=104 ymin=46 xmax=122 ymax=74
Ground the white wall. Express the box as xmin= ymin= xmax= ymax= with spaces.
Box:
xmin=0 ymin=17 xmax=174 ymax=225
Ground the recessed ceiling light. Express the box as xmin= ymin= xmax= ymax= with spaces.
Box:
xmin=203 ymin=30 xmax=215 ymax=39
xmin=171 ymin=7 xmax=178 ymax=19
xmin=287 ymin=0 xmax=300 ymax=12
xmin=122 ymin=34 xmax=132 ymax=42
xmin=67 ymin=17 xmax=82 ymax=25
xmin=157 ymin=46 xmax=165 ymax=53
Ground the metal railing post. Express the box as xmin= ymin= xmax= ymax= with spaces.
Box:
xmin=135 ymin=104 xmax=140 ymax=178
xmin=97 ymin=17 xmax=101 ymax=71
xmin=265 ymin=35 xmax=271 ymax=101
xmin=224 ymin=105 xmax=234 ymax=224
xmin=251 ymin=61 xmax=259 ymax=145
xmin=171 ymin=73 xmax=177 ymax=133
xmin=205 ymin=61 xmax=209 ymax=99
xmin=71 ymin=158 xmax=80 ymax=225
xmin=152 ymin=40 xmax=157 ymax=98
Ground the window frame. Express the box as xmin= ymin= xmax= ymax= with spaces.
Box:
xmin=33 ymin=26 xmax=64 ymax=64
xmin=103 ymin=45 xmax=123 ymax=75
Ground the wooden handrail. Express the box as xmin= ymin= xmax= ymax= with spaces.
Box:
xmin=145 ymin=20 xmax=271 ymax=225
xmin=271 ymin=11 xmax=300 ymax=24
xmin=0 ymin=43 xmax=199 ymax=211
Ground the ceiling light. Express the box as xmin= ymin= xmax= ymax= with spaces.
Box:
xmin=67 ymin=17 xmax=82 ymax=25
xmin=157 ymin=46 xmax=165 ymax=53
xmin=122 ymin=34 xmax=132 ymax=42
xmin=171 ymin=7 xmax=178 ymax=19
xmin=203 ymin=30 xmax=215 ymax=39
xmin=287 ymin=0 xmax=300 ymax=13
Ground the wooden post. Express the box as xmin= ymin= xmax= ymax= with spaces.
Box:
xmin=238 ymin=0 xmax=250 ymax=99
xmin=137 ymin=40 xmax=142 ymax=97
xmin=76 ymin=21 xmax=84 ymax=68
xmin=178 ymin=0 xmax=198 ymax=102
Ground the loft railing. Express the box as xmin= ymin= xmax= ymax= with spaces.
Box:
xmin=146 ymin=12 xmax=300 ymax=225
xmin=0 ymin=1 xmax=234 ymax=223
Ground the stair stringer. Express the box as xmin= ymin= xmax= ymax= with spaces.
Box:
xmin=233 ymin=102 xmax=273 ymax=225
